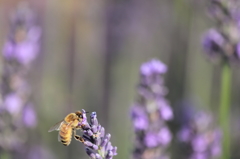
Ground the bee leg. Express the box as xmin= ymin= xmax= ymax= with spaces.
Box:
xmin=74 ymin=135 xmax=85 ymax=143
xmin=73 ymin=129 xmax=85 ymax=143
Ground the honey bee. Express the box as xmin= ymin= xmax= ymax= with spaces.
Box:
xmin=48 ymin=111 xmax=85 ymax=146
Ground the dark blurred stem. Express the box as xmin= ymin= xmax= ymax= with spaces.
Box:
xmin=219 ymin=62 xmax=231 ymax=159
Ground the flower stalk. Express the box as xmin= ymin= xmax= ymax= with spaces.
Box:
xmin=219 ymin=62 xmax=231 ymax=159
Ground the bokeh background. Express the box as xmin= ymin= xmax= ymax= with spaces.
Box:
xmin=0 ymin=0 xmax=240 ymax=159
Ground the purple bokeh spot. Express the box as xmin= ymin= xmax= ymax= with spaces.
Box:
xmin=144 ymin=132 xmax=158 ymax=148
xmin=158 ymin=127 xmax=172 ymax=146
xmin=191 ymin=135 xmax=207 ymax=152
xmin=15 ymin=42 xmax=39 ymax=65
xmin=150 ymin=59 xmax=167 ymax=74
xmin=23 ymin=104 xmax=37 ymax=128
xmin=140 ymin=62 xmax=152 ymax=76
xmin=140 ymin=59 xmax=167 ymax=76
xmin=211 ymin=143 xmax=221 ymax=157
xmin=202 ymin=28 xmax=224 ymax=54
xmin=158 ymin=100 xmax=173 ymax=121
xmin=2 ymin=41 xmax=14 ymax=59
xmin=177 ymin=127 xmax=192 ymax=142
xmin=130 ymin=106 xmax=148 ymax=130
xmin=4 ymin=93 xmax=22 ymax=115
xmin=28 ymin=27 xmax=41 ymax=42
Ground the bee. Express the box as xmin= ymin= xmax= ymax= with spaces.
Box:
xmin=48 ymin=111 xmax=85 ymax=146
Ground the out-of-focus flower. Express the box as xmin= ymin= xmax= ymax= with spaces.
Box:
xmin=75 ymin=109 xmax=117 ymax=159
xmin=202 ymin=29 xmax=225 ymax=57
xmin=130 ymin=59 xmax=173 ymax=159
xmin=203 ymin=0 xmax=240 ymax=62
xmin=2 ymin=3 xmax=41 ymax=66
xmin=0 ymin=2 xmax=40 ymax=156
xmin=177 ymin=111 xmax=222 ymax=159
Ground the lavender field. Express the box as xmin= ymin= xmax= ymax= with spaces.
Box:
xmin=0 ymin=0 xmax=240 ymax=159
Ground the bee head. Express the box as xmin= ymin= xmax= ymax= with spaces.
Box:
xmin=75 ymin=111 xmax=83 ymax=119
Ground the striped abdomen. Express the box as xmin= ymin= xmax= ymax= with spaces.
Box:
xmin=59 ymin=123 xmax=72 ymax=146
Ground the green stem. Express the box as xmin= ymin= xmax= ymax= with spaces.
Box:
xmin=219 ymin=62 xmax=231 ymax=159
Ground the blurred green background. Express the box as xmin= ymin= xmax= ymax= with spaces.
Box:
xmin=0 ymin=0 xmax=240 ymax=159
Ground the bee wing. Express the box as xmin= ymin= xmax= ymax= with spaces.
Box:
xmin=48 ymin=120 xmax=64 ymax=132
xmin=58 ymin=132 xmax=61 ymax=142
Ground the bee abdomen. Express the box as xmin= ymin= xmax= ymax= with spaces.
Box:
xmin=59 ymin=125 xmax=72 ymax=146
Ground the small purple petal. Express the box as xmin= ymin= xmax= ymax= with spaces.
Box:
xmin=106 ymin=150 xmax=113 ymax=159
xmin=112 ymin=147 xmax=117 ymax=156
xmin=90 ymin=112 xmax=98 ymax=126
xmin=100 ymin=127 xmax=105 ymax=138
xmin=86 ymin=148 xmax=96 ymax=159
xmin=92 ymin=125 xmax=98 ymax=134
xmin=100 ymin=138 xmax=108 ymax=148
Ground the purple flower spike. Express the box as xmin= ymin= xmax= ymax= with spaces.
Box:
xmin=130 ymin=59 xmax=173 ymax=159
xmin=177 ymin=109 xmax=222 ymax=159
xmin=0 ymin=2 xmax=41 ymax=156
xmin=75 ymin=111 xmax=117 ymax=159
xmin=202 ymin=0 xmax=240 ymax=62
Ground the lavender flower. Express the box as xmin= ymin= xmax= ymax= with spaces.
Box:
xmin=130 ymin=59 xmax=173 ymax=159
xmin=75 ymin=109 xmax=117 ymax=159
xmin=0 ymin=3 xmax=40 ymax=157
xmin=202 ymin=0 xmax=240 ymax=62
xmin=177 ymin=111 xmax=222 ymax=159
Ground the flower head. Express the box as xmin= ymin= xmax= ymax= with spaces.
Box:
xmin=75 ymin=109 xmax=117 ymax=159
xmin=177 ymin=110 xmax=222 ymax=159
xmin=130 ymin=59 xmax=173 ymax=159
xmin=203 ymin=0 xmax=240 ymax=62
